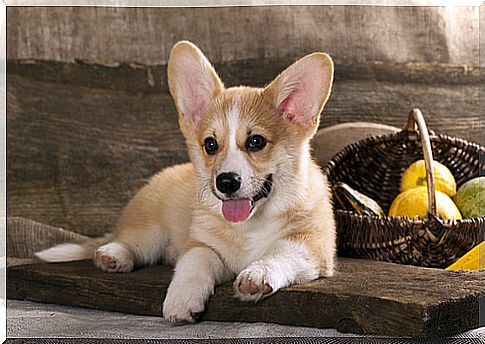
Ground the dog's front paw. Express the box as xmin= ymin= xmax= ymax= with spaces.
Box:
xmin=163 ymin=282 xmax=211 ymax=325
xmin=94 ymin=242 xmax=134 ymax=273
xmin=234 ymin=263 xmax=275 ymax=302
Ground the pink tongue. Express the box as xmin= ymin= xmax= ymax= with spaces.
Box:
xmin=222 ymin=198 xmax=253 ymax=222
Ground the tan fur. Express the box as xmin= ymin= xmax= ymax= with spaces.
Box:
xmin=36 ymin=41 xmax=337 ymax=324
xmin=282 ymin=164 xmax=337 ymax=276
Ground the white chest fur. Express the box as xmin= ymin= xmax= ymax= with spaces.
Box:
xmin=193 ymin=215 xmax=287 ymax=273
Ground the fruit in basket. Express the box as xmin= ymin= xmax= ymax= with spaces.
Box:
xmin=453 ymin=177 xmax=485 ymax=219
xmin=401 ymin=160 xmax=456 ymax=197
xmin=332 ymin=182 xmax=385 ymax=217
xmin=388 ymin=187 xmax=462 ymax=220
xmin=445 ymin=241 xmax=484 ymax=270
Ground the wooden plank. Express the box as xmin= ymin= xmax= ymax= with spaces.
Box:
xmin=7 ymin=60 xmax=483 ymax=236
xmin=7 ymin=58 xmax=483 ymax=95
xmin=7 ymin=72 xmax=187 ymax=236
xmin=7 ymin=259 xmax=484 ymax=337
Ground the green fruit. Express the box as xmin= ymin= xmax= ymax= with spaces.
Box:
xmin=454 ymin=177 xmax=485 ymax=219
xmin=333 ymin=182 xmax=385 ymax=217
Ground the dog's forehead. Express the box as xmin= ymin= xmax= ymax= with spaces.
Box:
xmin=203 ymin=88 xmax=280 ymax=135
xmin=217 ymin=87 xmax=262 ymax=120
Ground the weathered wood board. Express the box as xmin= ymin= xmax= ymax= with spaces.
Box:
xmin=7 ymin=258 xmax=484 ymax=338
xmin=7 ymin=59 xmax=483 ymax=237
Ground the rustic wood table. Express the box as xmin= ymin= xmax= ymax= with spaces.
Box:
xmin=7 ymin=258 xmax=484 ymax=338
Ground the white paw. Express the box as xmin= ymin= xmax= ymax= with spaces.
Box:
xmin=94 ymin=242 xmax=134 ymax=273
xmin=233 ymin=262 xmax=275 ymax=303
xmin=162 ymin=281 xmax=212 ymax=325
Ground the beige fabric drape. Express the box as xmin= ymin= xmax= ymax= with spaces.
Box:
xmin=7 ymin=6 xmax=480 ymax=65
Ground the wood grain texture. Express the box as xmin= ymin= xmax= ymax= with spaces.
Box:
xmin=7 ymin=60 xmax=483 ymax=236
xmin=7 ymin=259 xmax=484 ymax=337
xmin=6 ymin=6 xmax=479 ymax=66
xmin=8 ymin=58 xmax=483 ymax=94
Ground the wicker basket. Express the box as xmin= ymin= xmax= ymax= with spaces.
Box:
xmin=324 ymin=109 xmax=485 ymax=268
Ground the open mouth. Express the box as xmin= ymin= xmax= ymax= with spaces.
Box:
xmin=221 ymin=174 xmax=273 ymax=223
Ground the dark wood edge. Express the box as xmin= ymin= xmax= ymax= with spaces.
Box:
xmin=7 ymin=58 xmax=482 ymax=95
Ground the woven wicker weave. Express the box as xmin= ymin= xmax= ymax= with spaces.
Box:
xmin=325 ymin=109 xmax=485 ymax=268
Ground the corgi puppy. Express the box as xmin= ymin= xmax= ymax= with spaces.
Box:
xmin=36 ymin=41 xmax=336 ymax=325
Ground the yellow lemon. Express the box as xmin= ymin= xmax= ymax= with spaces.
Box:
xmin=389 ymin=187 xmax=462 ymax=220
xmin=401 ymin=160 xmax=456 ymax=197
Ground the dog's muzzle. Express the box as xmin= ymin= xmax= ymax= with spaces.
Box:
xmin=219 ymin=174 xmax=273 ymax=223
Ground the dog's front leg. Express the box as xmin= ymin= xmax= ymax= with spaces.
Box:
xmin=163 ymin=244 xmax=231 ymax=325
xmin=234 ymin=238 xmax=329 ymax=302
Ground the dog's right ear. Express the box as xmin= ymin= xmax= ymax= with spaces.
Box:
xmin=167 ymin=41 xmax=224 ymax=128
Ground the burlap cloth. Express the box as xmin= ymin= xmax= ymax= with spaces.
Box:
xmin=7 ymin=6 xmax=481 ymax=66
xmin=6 ymin=217 xmax=89 ymax=267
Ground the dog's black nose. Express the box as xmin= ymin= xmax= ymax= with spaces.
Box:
xmin=216 ymin=172 xmax=241 ymax=195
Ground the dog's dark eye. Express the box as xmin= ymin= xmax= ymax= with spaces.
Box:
xmin=204 ymin=137 xmax=218 ymax=155
xmin=246 ymin=135 xmax=267 ymax=152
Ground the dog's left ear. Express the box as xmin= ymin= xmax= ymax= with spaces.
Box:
xmin=263 ymin=53 xmax=333 ymax=128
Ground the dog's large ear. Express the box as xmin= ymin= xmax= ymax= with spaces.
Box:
xmin=167 ymin=41 xmax=224 ymax=126
xmin=262 ymin=53 xmax=333 ymax=127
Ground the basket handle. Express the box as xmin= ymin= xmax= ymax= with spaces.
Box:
xmin=404 ymin=109 xmax=437 ymax=217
